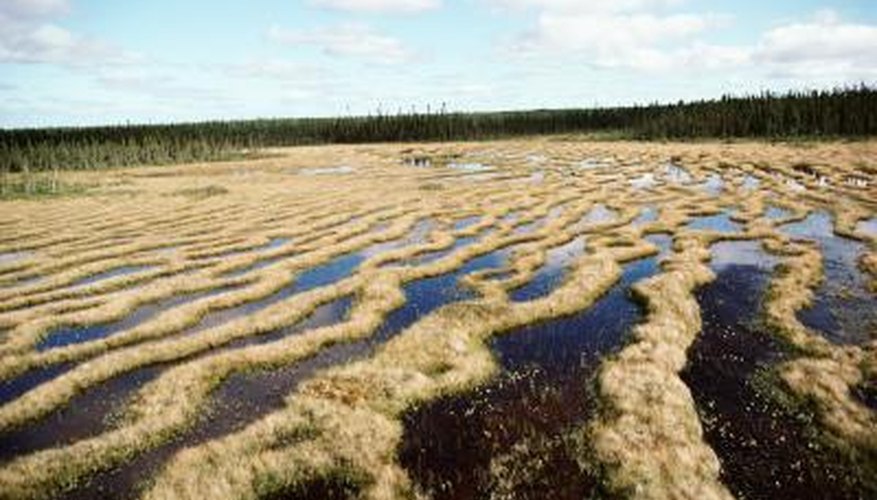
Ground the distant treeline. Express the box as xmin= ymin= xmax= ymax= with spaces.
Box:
xmin=2 ymin=86 xmax=876 ymax=172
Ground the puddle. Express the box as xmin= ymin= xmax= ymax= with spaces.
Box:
xmin=0 ymin=366 xmax=162 ymax=463
xmin=579 ymin=158 xmax=609 ymax=169
xmin=38 ymin=285 xmax=242 ymax=351
xmin=0 ymin=251 xmax=30 ymax=265
xmin=500 ymin=211 xmax=520 ymax=226
xmin=300 ymin=166 xmax=355 ymax=176
xmin=630 ymin=173 xmax=657 ymax=190
xmin=681 ymin=240 xmax=869 ymax=499
xmin=574 ymin=204 xmax=618 ymax=229
xmin=785 ymin=178 xmax=806 ymax=192
xmin=856 ymin=217 xmax=877 ymax=237
xmin=508 ymin=237 xmax=586 ymax=302
xmin=205 ymin=237 xmax=292 ymax=260
xmin=741 ymin=174 xmax=761 ymax=191
xmin=0 ymin=363 xmax=73 ymax=406
xmin=701 ymin=174 xmax=724 ymax=196
xmin=764 ymin=205 xmax=794 ymax=220
xmin=62 ymin=247 xmax=516 ymax=499
xmin=403 ymin=234 xmax=482 ymax=267
xmin=632 ymin=206 xmax=659 ymax=226
xmin=187 ymin=251 xmax=366 ymax=335
xmin=448 ymin=162 xmax=492 ymax=172
xmin=359 ymin=220 xmax=437 ymax=261
xmin=0 ymin=274 xmax=43 ymax=289
xmin=513 ymin=216 xmax=549 ymax=235
xmin=779 ymin=212 xmax=876 ymax=344
xmin=399 ymin=236 xmax=672 ymax=499
xmin=72 ymin=265 xmax=154 ymax=288
xmin=453 ymin=216 xmax=481 ymax=231
xmin=686 ymin=212 xmax=742 ymax=233
xmin=662 ymin=162 xmax=693 ymax=184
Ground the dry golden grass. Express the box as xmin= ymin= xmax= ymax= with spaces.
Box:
xmin=0 ymin=138 xmax=875 ymax=499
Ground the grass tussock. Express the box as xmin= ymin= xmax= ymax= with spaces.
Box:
xmin=0 ymin=138 xmax=875 ymax=498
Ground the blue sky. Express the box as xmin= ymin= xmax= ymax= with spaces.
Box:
xmin=1 ymin=0 xmax=876 ymax=128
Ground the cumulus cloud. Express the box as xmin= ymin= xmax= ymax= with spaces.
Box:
xmin=486 ymin=0 xmax=684 ymax=14
xmin=268 ymin=24 xmax=418 ymax=65
xmin=0 ymin=0 xmax=70 ymax=19
xmin=228 ymin=60 xmax=331 ymax=82
xmin=307 ymin=0 xmax=440 ymax=13
xmin=498 ymin=2 xmax=877 ymax=80
xmin=0 ymin=0 xmax=131 ymax=65
xmin=753 ymin=12 xmax=877 ymax=80
xmin=508 ymin=5 xmax=728 ymax=70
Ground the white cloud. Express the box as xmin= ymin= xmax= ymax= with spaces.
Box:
xmin=268 ymin=24 xmax=417 ymax=65
xmin=753 ymin=13 xmax=877 ymax=80
xmin=510 ymin=9 xmax=727 ymax=70
xmin=0 ymin=0 xmax=70 ymax=19
xmin=485 ymin=0 xmax=684 ymax=14
xmin=307 ymin=0 xmax=440 ymax=13
xmin=499 ymin=3 xmax=877 ymax=80
xmin=228 ymin=60 xmax=331 ymax=82
xmin=0 ymin=0 xmax=132 ymax=65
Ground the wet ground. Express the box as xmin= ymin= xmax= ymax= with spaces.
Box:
xmin=53 ymin=244 xmax=517 ymax=499
xmin=780 ymin=212 xmax=877 ymax=344
xmin=682 ymin=240 xmax=873 ymax=499
xmin=399 ymin=236 xmax=672 ymax=499
xmin=1 ymin=140 xmax=875 ymax=500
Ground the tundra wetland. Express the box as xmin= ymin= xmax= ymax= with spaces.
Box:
xmin=0 ymin=138 xmax=875 ymax=500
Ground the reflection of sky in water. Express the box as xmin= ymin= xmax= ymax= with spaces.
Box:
xmin=361 ymin=219 xmax=435 ymax=259
xmin=398 ymin=234 xmax=673 ymax=498
xmin=785 ymin=177 xmax=805 ymax=191
xmin=510 ymin=236 xmax=586 ymax=302
xmin=741 ymin=174 xmax=760 ymax=191
xmin=632 ymin=206 xmax=658 ymax=226
xmin=37 ymin=284 xmax=245 ymax=351
xmin=709 ymin=240 xmax=777 ymax=273
xmin=448 ymin=162 xmax=492 ymax=172
xmin=579 ymin=157 xmax=609 ymax=169
xmin=857 ymin=217 xmax=877 ymax=237
xmin=687 ymin=212 xmax=742 ymax=233
xmin=453 ymin=215 xmax=481 ymax=231
xmin=681 ymin=239 xmax=857 ymax=499
xmin=780 ymin=211 xmax=876 ymax=344
xmin=701 ymin=174 xmax=724 ymax=196
xmin=764 ymin=205 xmax=793 ymax=220
xmin=72 ymin=265 xmax=154 ymax=287
xmin=630 ymin=173 xmax=657 ymax=190
xmin=662 ymin=162 xmax=693 ymax=183
xmin=300 ymin=166 xmax=355 ymax=175
xmin=0 ymin=252 xmax=29 ymax=265
xmin=575 ymin=204 xmax=618 ymax=228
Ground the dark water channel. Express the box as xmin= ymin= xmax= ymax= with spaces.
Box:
xmin=56 ymin=244 xmax=517 ymax=499
xmin=398 ymin=235 xmax=672 ymax=499
xmin=780 ymin=211 xmax=876 ymax=345
xmin=681 ymin=240 xmax=873 ymax=499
